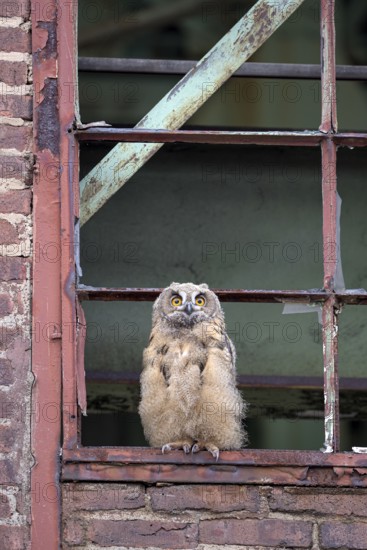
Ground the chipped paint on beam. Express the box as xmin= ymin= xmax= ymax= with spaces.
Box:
xmin=322 ymin=297 xmax=340 ymax=453
xmin=80 ymin=0 xmax=306 ymax=225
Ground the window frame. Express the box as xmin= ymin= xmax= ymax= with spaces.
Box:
xmin=58 ymin=0 xmax=367 ymax=486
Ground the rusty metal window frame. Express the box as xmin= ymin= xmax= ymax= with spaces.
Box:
xmin=59 ymin=0 xmax=367 ymax=486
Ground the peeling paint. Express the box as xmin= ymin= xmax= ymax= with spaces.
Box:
xmin=36 ymin=78 xmax=59 ymax=154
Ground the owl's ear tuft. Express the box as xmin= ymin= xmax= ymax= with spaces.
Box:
xmin=199 ymin=283 xmax=209 ymax=289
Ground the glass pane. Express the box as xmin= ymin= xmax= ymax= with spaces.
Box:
xmin=81 ymin=300 xmax=324 ymax=448
xmin=253 ymin=0 xmax=320 ymax=64
xmin=335 ymin=2 xmax=367 ymax=131
xmin=338 ymin=149 xmax=367 ymax=290
xmin=80 ymin=144 xmax=323 ymax=289
xmin=339 ymin=306 xmax=367 ymax=380
xmin=223 ymin=303 xmax=323 ymax=377
xmin=79 ymin=72 xmax=321 ymax=129
xmin=337 ymin=81 xmax=367 ymax=132
xmin=82 ymin=301 xmax=323 ymax=378
xmin=78 ymin=0 xmax=321 ymax=128
xmin=79 ymin=73 xmax=180 ymax=125
xmin=189 ymin=77 xmax=321 ymax=130
xmin=335 ymin=1 xmax=367 ymax=67
xmin=78 ymin=0 xmax=319 ymax=63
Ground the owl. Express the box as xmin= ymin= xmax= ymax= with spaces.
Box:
xmin=139 ymin=282 xmax=247 ymax=460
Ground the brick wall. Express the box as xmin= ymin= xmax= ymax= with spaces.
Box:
xmin=62 ymin=483 xmax=367 ymax=549
xmin=0 ymin=0 xmax=32 ymax=548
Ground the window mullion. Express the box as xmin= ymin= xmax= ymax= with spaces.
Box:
xmin=320 ymin=0 xmax=339 ymax=453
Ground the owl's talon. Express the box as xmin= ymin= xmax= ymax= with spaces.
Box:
xmin=210 ymin=449 xmax=220 ymax=462
xmin=162 ymin=440 xmax=194 ymax=454
xmin=191 ymin=441 xmax=220 ymax=460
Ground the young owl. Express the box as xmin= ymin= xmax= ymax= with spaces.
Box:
xmin=139 ymin=282 xmax=247 ymax=460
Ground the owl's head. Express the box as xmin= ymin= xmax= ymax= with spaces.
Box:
xmin=153 ymin=282 xmax=223 ymax=328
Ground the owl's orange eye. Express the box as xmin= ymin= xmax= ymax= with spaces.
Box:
xmin=195 ymin=295 xmax=206 ymax=307
xmin=171 ymin=296 xmax=182 ymax=307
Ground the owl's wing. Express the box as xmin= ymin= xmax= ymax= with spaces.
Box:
xmin=198 ymin=325 xmax=246 ymax=450
xmin=139 ymin=336 xmax=202 ymax=447
xmin=139 ymin=341 xmax=173 ymax=445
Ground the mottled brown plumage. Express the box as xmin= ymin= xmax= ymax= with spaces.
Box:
xmin=139 ymin=282 xmax=247 ymax=459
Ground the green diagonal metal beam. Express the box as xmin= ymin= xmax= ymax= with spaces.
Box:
xmin=80 ymin=0 xmax=305 ymax=225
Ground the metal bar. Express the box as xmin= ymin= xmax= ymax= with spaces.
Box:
xmin=320 ymin=0 xmax=340 ymax=453
xmin=76 ymin=286 xmax=367 ymax=304
xmin=78 ymin=57 xmax=367 ymax=81
xmin=76 ymin=286 xmax=328 ymax=303
xmin=77 ymin=128 xmax=323 ymax=146
xmin=321 ymin=140 xmax=339 ymax=292
xmin=85 ymin=370 xmax=367 ymax=391
xmin=79 ymin=0 xmax=306 ymax=226
xmin=59 ymin=2 xmax=80 ymax=451
xmin=322 ymin=297 xmax=340 ymax=453
xmin=31 ymin=1 xmax=62 ymax=548
xmin=333 ymin=134 xmax=367 ymax=148
xmin=62 ymin=462 xmax=367 ymax=486
xmin=321 ymin=145 xmax=340 ymax=454
xmin=76 ymin=128 xmax=367 ymax=148
xmin=320 ymin=0 xmax=337 ymax=133
xmin=62 ymin=447 xmax=367 ymax=468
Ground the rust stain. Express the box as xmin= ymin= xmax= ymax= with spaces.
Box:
xmin=61 ymin=462 xmax=367 ymax=487
xmin=81 ymin=176 xmax=103 ymax=203
xmin=33 ymin=21 xmax=57 ymax=63
xmin=36 ymin=78 xmax=59 ymax=155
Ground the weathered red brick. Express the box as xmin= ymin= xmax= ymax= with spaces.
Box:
xmin=0 ymin=457 xmax=18 ymax=483
xmin=0 ymin=28 xmax=30 ymax=52
xmin=0 ymin=392 xmax=25 ymax=421
xmin=0 ymin=0 xmax=30 ymax=19
xmin=149 ymin=484 xmax=260 ymax=513
xmin=199 ymin=518 xmax=312 ymax=547
xmin=0 ymin=423 xmax=16 ymax=452
xmin=0 ymin=324 xmax=23 ymax=350
xmin=87 ymin=519 xmax=198 ymax=548
xmin=0 ymin=257 xmax=27 ymax=281
xmin=63 ymin=483 xmax=145 ymax=511
xmin=0 ymin=94 xmax=32 ymax=119
xmin=0 ymin=220 xmax=19 ymax=245
xmin=270 ymin=487 xmax=367 ymax=518
xmin=320 ymin=521 xmax=367 ymax=549
xmin=0 ymin=492 xmax=12 ymax=518
xmin=0 ymin=124 xmax=32 ymax=151
xmin=0 ymin=155 xmax=32 ymax=183
xmin=0 ymin=190 xmax=31 ymax=214
xmin=0 ymin=358 xmax=14 ymax=384
xmin=63 ymin=518 xmax=85 ymax=546
xmin=0 ymin=294 xmax=13 ymax=317
xmin=0 ymin=60 xmax=28 ymax=86
xmin=0 ymin=525 xmax=26 ymax=549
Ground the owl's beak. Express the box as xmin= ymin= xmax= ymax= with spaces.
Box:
xmin=184 ymin=303 xmax=193 ymax=315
